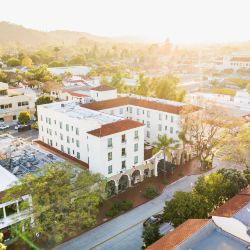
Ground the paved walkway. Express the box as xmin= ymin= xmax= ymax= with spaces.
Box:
xmin=55 ymin=175 xmax=199 ymax=250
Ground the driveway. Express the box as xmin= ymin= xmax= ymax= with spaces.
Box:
xmin=55 ymin=175 xmax=199 ymax=250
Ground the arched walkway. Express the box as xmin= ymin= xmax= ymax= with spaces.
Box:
xmin=131 ymin=170 xmax=141 ymax=185
xmin=157 ymin=159 xmax=176 ymax=175
xmin=118 ymin=175 xmax=129 ymax=192
xmin=106 ymin=180 xmax=117 ymax=197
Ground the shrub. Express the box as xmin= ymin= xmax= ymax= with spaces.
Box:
xmin=143 ymin=185 xmax=159 ymax=199
xmin=105 ymin=200 xmax=133 ymax=218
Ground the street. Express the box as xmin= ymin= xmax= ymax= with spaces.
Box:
xmin=55 ymin=175 xmax=199 ymax=250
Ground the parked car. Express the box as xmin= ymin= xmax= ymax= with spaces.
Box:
xmin=143 ymin=213 xmax=164 ymax=227
xmin=0 ymin=123 xmax=9 ymax=130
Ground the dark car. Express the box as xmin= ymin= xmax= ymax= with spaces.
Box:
xmin=143 ymin=213 xmax=164 ymax=227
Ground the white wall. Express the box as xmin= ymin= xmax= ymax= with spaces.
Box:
xmin=90 ymin=89 xmax=117 ymax=101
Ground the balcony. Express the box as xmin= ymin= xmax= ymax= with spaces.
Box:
xmin=107 ymin=143 xmax=113 ymax=148
xmin=134 ymin=136 xmax=139 ymax=141
xmin=121 ymin=153 xmax=126 ymax=158
xmin=121 ymin=139 xmax=126 ymax=145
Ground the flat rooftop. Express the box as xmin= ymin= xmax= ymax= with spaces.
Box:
xmin=0 ymin=165 xmax=18 ymax=192
xmin=42 ymin=101 xmax=122 ymax=124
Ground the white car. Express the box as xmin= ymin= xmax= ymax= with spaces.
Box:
xmin=0 ymin=123 xmax=9 ymax=130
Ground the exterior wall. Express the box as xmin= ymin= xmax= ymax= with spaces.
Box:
xmin=0 ymin=94 xmax=36 ymax=121
xmin=100 ymin=105 xmax=181 ymax=144
xmin=90 ymin=89 xmax=117 ymax=101
xmin=38 ymin=105 xmax=101 ymax=164
xmin=37 ymin=104 xmax=144 ymax=178
xmin=88 ymin=126 xmax=144 ymax=177
xmin=0 ymin=195 xmax=32 ymax=230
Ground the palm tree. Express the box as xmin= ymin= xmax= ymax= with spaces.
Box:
xmin=178 ymin=130 xmax=188 ymax=165
xmin=153 ymin=135 xmax=176 ymax=178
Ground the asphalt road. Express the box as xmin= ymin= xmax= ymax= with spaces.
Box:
xmin=55 ymin=175 xmax=199 ymax=250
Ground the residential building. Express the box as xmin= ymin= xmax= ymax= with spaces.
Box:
xmin=0 ymin=82 xmax=36 ymax=122
xmin=219 ymin=53 xmax=250 ymax=71
xmin=186 ymin=90 xmax=250 ymax=114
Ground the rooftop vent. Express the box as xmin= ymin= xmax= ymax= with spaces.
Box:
xmin=61 ymin=103 xmax=65 ymax=107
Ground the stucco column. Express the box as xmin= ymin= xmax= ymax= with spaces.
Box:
xmin=154 ymin=159 xmax=158 ymax=177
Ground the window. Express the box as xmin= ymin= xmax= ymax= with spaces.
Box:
xmin=147 ymin=121 xmax=150 ymax=128
xmin=54 ymin=120 xmax=56 ymax=124
xmin=71 ymin=126 xmax=73 ymax=131
xmin=60 ymin=122 xmax=62 ymax=129
xmin=40 ymin=115 xmax=43 ymax=121
xmin=76 ymin=128 xmax=79 ymax=135
xmin=0 ymin=207 xmax=4 ymax=219
xmin=137 ymin=109 xmax=140 ymax=115
xmin=165 ymin=125 xmax=168 ymax=131
xmin=77 ymin=152 xmax=80 ymax=159
xmin=171 ymin=116 xmax=174 ymax=123
xmin=76 ymin=140 xmax=80 ymax=147
xmin=147 ymin=111 xmax=150 ymax=118
xmin=134 ymin=143 xmax=138 ymax=152
xmin=108 ymin=138 xmax=112 ymax=147
xmin=122 ymin=161 xmax=126 ymax=169
xmin=121 ymin=134 xmax=126 ymax=143
xmin=134 ymin=156 xmax=138 ymax=164
xmin=108 ymin=165 xmax=112 ymax=174
xmin=121 ymin=148 xmax=126 ymax=156
xmin=158 ymin=124 xmax=162 ymax=131
xmin=60 ymin=133 xmax=63 ymax=140
xmin=5 ymin=203 xmax=17 ymax=217
xmin=48 ymin=118 xmax=51 ymax=125
xmin=67 ymin=148 xmax=70 ymax=155
xmin=108 ymin=152 xmax=112 ymax=161
xmin=159 ymin=113 xmax=162 ymax=120
xmin=129 ymin=107 xmax=132 ymax=113
xmin=119 ymin=108 xmax=123 ymax=114
xmin=66 ymin=124 xmax=69 ymax=131
xmin=165 ymin=114 xmax=168 ymax=120
xmin=67 ymin=136 xmax=70 ymax=143
xmin=72 ymin=138 xmax=74 ymax=143
xmin=134 ymin=130 xmax=139 ymax=139
xmin=147 ymin=131 xmax=150 ymax=138
xmin=170 ymin=127 xmax=173 ymax=134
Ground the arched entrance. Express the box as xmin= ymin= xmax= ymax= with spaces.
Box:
xmin=106 ymin=180 xmax=117 ymax=197
xmin=131 ymin=170 xmax=141 ymax=185
xmin=157 ymin=159 xmax=176 ymax=175
xmin=144 ymin=168 xmax=150 ymax=178
xmin=118 ymin=175 xmax=129 ymax=192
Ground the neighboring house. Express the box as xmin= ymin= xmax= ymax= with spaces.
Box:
xmin=147 ymin=186 xmax=250 ymax=250
xmin=0 ymin=165 xmax=32 ymax=242
xmin=186 ymin=90 xmax=250 ymax=114
xmin=0 ymin=82 xmax=36 ymax=122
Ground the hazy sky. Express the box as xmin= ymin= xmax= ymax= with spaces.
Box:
xmin=1 ymin=0 xmax=250 ymax=44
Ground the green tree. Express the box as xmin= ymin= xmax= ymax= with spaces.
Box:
xmin=6 ymin=57 xmax=21 ymax=67
xmin=142 ymin=224 xmax=162 ymax=249
xmin=153 ymin=135 xmax=176 ymax=178
xmin=194 ymin=173 xmax=234 ymax=210
xmin=217 ymin=168 xmax=248 ymax=193
xmin=35 ymin=95 xmax=53 ymax=118
xmin=21 ymin=56 xmax=33 ymax=68
xmin=217 ymin=126 xmax=250 ymax=168
xmin=136 ymin=74 xmax=150 ymax=96
xmin=4 ymin=163 xmax=106 ymax=247
xmin=18 ymin=111 xmax=30 ymax=125
xmin=0 ymin=233 xmax=6 ymax=250
xmin=163 ymin=191 xmax=209 ymax=227
xmin=0 ymin=70 xmax=7 ymax=82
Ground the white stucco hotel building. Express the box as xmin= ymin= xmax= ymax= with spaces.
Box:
xmin=37 ymin=91 xmax=195 ymax=193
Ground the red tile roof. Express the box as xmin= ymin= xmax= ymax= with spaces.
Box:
xmin=230 ymin=57 xmax=250 ymax=62
xmin=66 ymin=91 xmax=89 ymax=97
xmin=87 ymin=119 xmax=144 ymax=137
xmin=82 ymin=97 xmax=197 ymax=115
xmin=147 ymin=219 xmax=210 ymax=250
xmin=91 ymin=85 xmax=115 ymax=91
xmin=211 ymin=186 xmax=250 ymax=217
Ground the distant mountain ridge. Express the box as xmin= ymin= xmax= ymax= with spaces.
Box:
xmin=0 ymin=21 xmax=145 ymax=48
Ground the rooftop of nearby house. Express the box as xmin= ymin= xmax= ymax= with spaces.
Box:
xmin=147 ymin=186 xmax=250 ymax=250
xmin=91 ymin=85 xmax=116 ymax=91
xmin=87 ymin=119 xmax=144 ymax=137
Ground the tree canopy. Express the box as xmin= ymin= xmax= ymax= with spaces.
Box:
xmin=142 ymin=224 xmax=162 ymax=249
xmin=18 ymin=111 xmax=30 ymax=125
xmin=3 ymin=163 xmax=106 ymax=248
